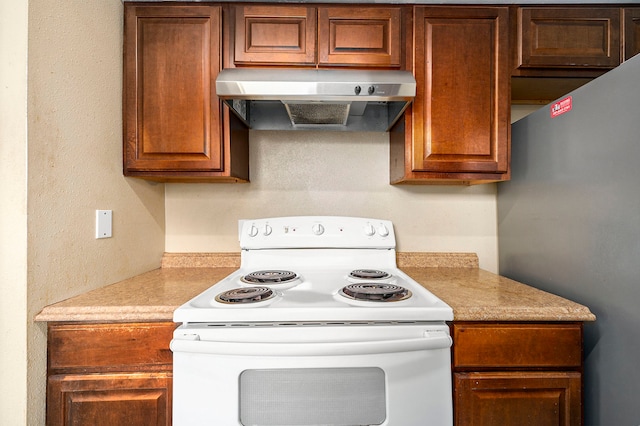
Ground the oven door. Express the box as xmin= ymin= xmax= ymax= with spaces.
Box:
xmin=171 ymin=322 xmax=453 ymax=426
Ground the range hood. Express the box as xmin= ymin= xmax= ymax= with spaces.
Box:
xmin=216 ymin=68 xmax=416 ymax=132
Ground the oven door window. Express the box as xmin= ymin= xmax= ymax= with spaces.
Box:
xmin=239 ymin=367 xmax=386 ymax=426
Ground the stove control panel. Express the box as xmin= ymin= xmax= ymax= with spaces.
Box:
xmin=239 ymin=216 xmax=396 ymax=250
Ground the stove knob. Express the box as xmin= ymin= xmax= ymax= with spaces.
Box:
xmin=312 ymin=223 xmax=325 ymax=235
xmin=378 ymin=224 xmax=390 ymax=237
xmin=262 ymin=224 xmax=272 ymax=236
xmin=247 ymin=224 xmax=258 ymax=237
xmin=364 ymin=223 xmax=375 ymax=236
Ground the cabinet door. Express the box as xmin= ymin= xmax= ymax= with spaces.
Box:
xmin=124 ymin=5 xmax=248 ymax=181
xmin=47 ymin=373 xmax=171 ymax=426
xmin=624 ymin=8 xmax=640 ymax=60
xmin=412 ymin=7 xmax=510 ymax=177
xmin=233 ymin=5 xmax=316 ymax=65
xmin=318 ymin=7 xmax=403 ymax=67
xmin=516 ymin=7 xmax=620 ymax=71
xmin=454 ymin=372 xmax=582 ymax=426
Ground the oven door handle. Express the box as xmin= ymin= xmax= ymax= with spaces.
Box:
xmin=170 ymin=332 xmax=452 ymax=356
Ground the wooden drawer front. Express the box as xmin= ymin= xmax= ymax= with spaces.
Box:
xmin=48 ymin=322 xmax=176 ymax=374
xmin=452 ymin=323 xmax=582 ymax=369
xmin=518 ymin=8 xmax=620 ymax=69
xmin=454 ymin=371 xmax=582 ymax=426
xmin=624 ymin=8 xmax=640 ymax=60
xmin=234 ymin=5 xmax=316 ymax=65
xmin=318 ymin=7 xmax=402 ymax=67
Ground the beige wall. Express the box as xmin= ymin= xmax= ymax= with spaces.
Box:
xmin=1 ymin=0 xmax=29 ymax=424
xmin=165 ymin=101 xmax=545 ymax=274
xmin=166 ymin=131 xmax=500 ymax=272
xmin=1 ymin=1 xmax=166 ymax=424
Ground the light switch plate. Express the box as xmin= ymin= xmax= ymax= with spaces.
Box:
xmin=96 ymin=210 xmax=112 ymax=239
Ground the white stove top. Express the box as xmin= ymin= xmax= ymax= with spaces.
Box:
xmin=173 ymin=217 xmax=453 ymax=324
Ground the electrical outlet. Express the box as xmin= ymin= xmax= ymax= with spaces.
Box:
xmin=96 ymin=210 xmax=112 ymax=239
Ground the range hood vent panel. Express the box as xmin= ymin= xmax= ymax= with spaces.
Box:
xmin=284 ymin=102 xmax=350 ymax=126
xmin=216 ymin=68 xmax=416 ymax=132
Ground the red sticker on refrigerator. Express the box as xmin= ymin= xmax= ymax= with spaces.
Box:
xmin=550 ymin=96 xmax=572 ymax=118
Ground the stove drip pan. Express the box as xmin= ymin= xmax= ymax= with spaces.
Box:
xmin=349 ymin=269 xmax=392 ymax=280
xmin=241 ymin=270 xmax=298 ymax=285
xmin=339 ymin=283 xmax=412 ymax=303
xmin=215 ymin=287 xmax=275 ymax=305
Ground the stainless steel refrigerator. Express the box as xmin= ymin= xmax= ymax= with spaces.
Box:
xmin=498 ymin=53 xmax=640 ymax=425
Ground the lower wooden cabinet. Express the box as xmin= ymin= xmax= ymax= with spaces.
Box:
xmin=46 ymin=320 xmax=584 ymax=425
xmin=455 ymin=371 xmax=581 ymax=426
xmin=46 ymin=322 xmax=176 ymax=426
xmin=47 ymin=373 xmax=171 ymax=426
xmin=451 ymin=322 xmax=584 ymax=426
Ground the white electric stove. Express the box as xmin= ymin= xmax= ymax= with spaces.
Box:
xmin=171 ymin=216 xmax=454 ymax=426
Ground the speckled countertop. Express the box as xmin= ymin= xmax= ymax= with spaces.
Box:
xmin=35 ymin=252 xmax=595 ymax=323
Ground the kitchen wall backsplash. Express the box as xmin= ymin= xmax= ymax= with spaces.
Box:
xmin=165 ymin=130 xmax=498 ymax=272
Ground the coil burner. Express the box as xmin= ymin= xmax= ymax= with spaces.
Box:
xmin=349 ymin=269 xmax=392 ymax=280
xmin=340 ymin=283 xmax=412 ymax=302
xmin=241 ymin=270 xmax=298 ymax=285
xmin=215 ymin=287 xmax=275 ymax=304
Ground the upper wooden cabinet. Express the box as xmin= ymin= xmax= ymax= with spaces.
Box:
xmin=232 ymin=5 xmax=317 ymax=66
xmin=624 ymin=8 xmax=640 ymax=60
xmin=123 ymin=4 xmax=249 ymax=182
xmin=512 ymin=6 xmax=640 ymax=104
xmin=232 ymin=5 xmax=405 ymax=68
xmin=318 ymin=7 xmax=403 ymax=67
xmin=391 ymin=6 xmax=510 ymax=184
xmin=515 ymin=7 xmax=621 ymax=74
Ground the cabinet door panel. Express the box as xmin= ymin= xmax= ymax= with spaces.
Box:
xmin=234 ymin=5 xmax=316 ymax=65
xmin=413 ymin=7 xmax=509 ymax=175
xmin=124 ymin=6 xmax=222 ymax=172
xmin=517 ymin=8 xmax=620 ymax=69
xmin=454 ymin=372 xmax=581 ymax=426
xmin=624 ymin=8 xmax=640 ymax=60
xmin=47 ymin=373 xmax=171 ymax=426
xmin=318 ymin=7 xmax=402 ymax=67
